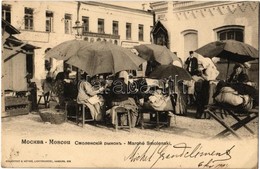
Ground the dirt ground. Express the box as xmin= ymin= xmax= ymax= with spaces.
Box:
xmin=1 ymin=108 xmax=258 ymax=168
xmin=2 ymin=108 xmax=258 ymax=140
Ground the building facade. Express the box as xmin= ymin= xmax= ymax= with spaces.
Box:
xmin=150 ymin=1 xmax=259 ymax=62
xmin=2 ymin=1 xmax=153 ymax=80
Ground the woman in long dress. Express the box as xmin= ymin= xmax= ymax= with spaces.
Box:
xmin=77 ymin=74 xmax=106 ymax=122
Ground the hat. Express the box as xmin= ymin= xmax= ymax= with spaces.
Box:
xmin=243 ymin=62 xmax=251 ymax=69
xmin=118 ymin=71 xmax=128 ymax=79
xmin=130 ymin=49 xmax=139 ymax=55
xmin=234 ymin=63 xmax=245 ymax=69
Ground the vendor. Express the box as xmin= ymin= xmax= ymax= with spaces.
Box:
xmin=227 ymin=63 xmax=249 ymax=84
xmin=77 ymin=73 xmax=107 ymax=122
xmin=108 ymin=71 xmax=138 ymax=127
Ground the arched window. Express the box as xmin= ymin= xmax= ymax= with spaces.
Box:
xmin=214 ymin=25 xmax=244 ymax=42
xmin=181 ymin=29 xmax=198 ymax=59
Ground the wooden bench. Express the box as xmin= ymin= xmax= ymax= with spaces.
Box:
xmin=114 ymin=106 xmax=132 ymax=132
xmin=65 ymin=101 xmax=94 ymax=127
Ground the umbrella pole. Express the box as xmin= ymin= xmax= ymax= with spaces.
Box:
xmin=226 ymin=60 xmax=230 ymax=81
xmin=76 ymin=68 xmax=80 ymax=84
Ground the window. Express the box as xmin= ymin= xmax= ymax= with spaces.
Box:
xmin=215 ymin=25 xmax=244 ymax=42
xmin=113 ymin=21 xmax=118 ymax=35
xmin=138 ymin=24 xmax=144 ymax=41
xmin=82 ymin=16 xmax=89 ymax=32
xmin=126 ymin=23 xmax=131 ymax=40
xmin=2 ymin=5 xmax=11 ymax=23
xmin=98 ymin=19 xmax=104 ymax=33
xmin=64 ymin=14 xmax=72 ymax=34
xmin=182 ymin=30 xmax=198 ymax=59
xmin=24 ymin=7 xmax=34 ymax=30
xmin=46 ymin=11 xmax=53 ymax=32
xmin=218 ymin=29 xmax=244 ymax=42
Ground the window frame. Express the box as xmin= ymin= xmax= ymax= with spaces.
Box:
xmin=138 ymin=24 xmax=144 ymax=41
xmin=126 ymin=22 xmax=132 ymax=40
xmin=82 ymin=16 xmax=89 ymax=33
xmin=214 ymin=25 xmax=244 ymax=42
xmin=98 ymin=18 xmax=105 ymax=34
xmin=112 ymin=20 xmax=119 ymax=35
xmin=64 ymin=13 xmax=72 ymax=34
xmin=24 ymin=7 xmax=34 ymax=30
xmin=2 ymin=4 xmax=11 ymax=23
xmin=45 ymin=11 xmax=54 ymax=32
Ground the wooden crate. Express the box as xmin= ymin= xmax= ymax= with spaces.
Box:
xmin=4 ymin=96 xmax=29 ymax=117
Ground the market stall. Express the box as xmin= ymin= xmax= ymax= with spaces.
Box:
xmin=2 ymin=19 xmax=40 ymax=117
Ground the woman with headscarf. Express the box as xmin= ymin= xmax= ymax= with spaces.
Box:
xmin=227 ymin=63 xmax=249 ymax=84
xmin=77 ymin=74 xmax=106 ymax=122
xmin=109 ymin=71 xmax=138 ymax=127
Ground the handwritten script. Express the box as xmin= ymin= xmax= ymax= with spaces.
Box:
xmin=124 ymin=141 xmax=235 ymax=168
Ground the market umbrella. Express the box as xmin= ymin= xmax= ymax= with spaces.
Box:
xmin=134 ymin=44 xmax=179 ymax=65
xmin=148 ymin=65 xmax=192 ymax=81
xmin=195 ymin=40 xmax=258 ymax=79
xmin=194 ymin=40 xmax=258 ymax=63
xmin=45 ymin=39 xmax=91 ymax=60
xmin=65 ymin=41 xmax=146 ymax=76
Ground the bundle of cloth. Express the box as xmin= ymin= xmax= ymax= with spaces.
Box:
xmin=213 ymin=80 xmax=258 ymax=111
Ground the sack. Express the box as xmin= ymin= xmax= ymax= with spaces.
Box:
xmin=88 ymin=95 xmax=101 ymax=105
xmin=214 ymin=87 xmax=243 ymax=106
xmin=241 ymin=95 xmax=253 ymax=110
xmin=149 ymin=94 xmax=167 ymax=111
xmin=214 ymin=87 xmax=253 ymax=110
xmin=149 ymin=94 xmax=173 ymax=111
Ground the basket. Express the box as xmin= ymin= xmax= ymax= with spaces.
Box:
xmin=39 ymin=109 xmax=66 ymax=124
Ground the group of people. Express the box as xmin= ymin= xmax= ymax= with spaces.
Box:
xmin=40 ymin=49 xmax=258 ymax=126
xmin=183 ymin=50 xmax=258 ymax=118
xmin=77 ymin=71 xmax=140 ymax=127
xmin=76 ymin=70 xmax=178 ymax=127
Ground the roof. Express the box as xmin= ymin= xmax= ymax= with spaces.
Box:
xmin=2 ymin=19 xmax=20 ymax=35
xmin=6 ymin=36 xmax=40 ymax=50
xmin=81 ymin=1 xmax=153 ymax=15
xmin=151 ymin=20 xmax=168 ymax=35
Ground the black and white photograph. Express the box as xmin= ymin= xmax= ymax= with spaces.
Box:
xmin=1 ymin=1 xmax=259 ymax=168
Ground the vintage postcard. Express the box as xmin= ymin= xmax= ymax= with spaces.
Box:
xmin=1 ymin=1 xmax=259 ymax=168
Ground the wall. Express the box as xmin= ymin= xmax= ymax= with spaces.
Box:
xmin=151 ymin=1 xmax=258 ymax=61
xmin=3 ymin=49 xmax=27 ymax=91
xmin=167 ymin=1 xmax=259 ymax=62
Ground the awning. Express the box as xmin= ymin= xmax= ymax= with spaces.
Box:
xmin=2 ymin=19 xmax=20 ymax=35
xmin=5 ymin=35 xmax=40 ymax=50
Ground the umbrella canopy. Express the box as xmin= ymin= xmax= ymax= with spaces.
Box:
xmin=148 ymin=65 xmax=192 ymax=81
xmin=45 ymin=40 xmax=91 ymax=60
xmin=134 ymin=44 xmax=179 ymax=65
xmin=194 ymin=40 xmax=258 ymax=63
xmin=65 ymin=41 xmax=146 ymax=76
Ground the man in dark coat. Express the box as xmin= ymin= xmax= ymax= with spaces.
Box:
xmin=185 ymin=51 xmax=198 ymax=76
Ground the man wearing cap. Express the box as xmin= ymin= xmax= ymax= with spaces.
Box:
xmin=185 ymin=51 xmax=199 ymax=76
